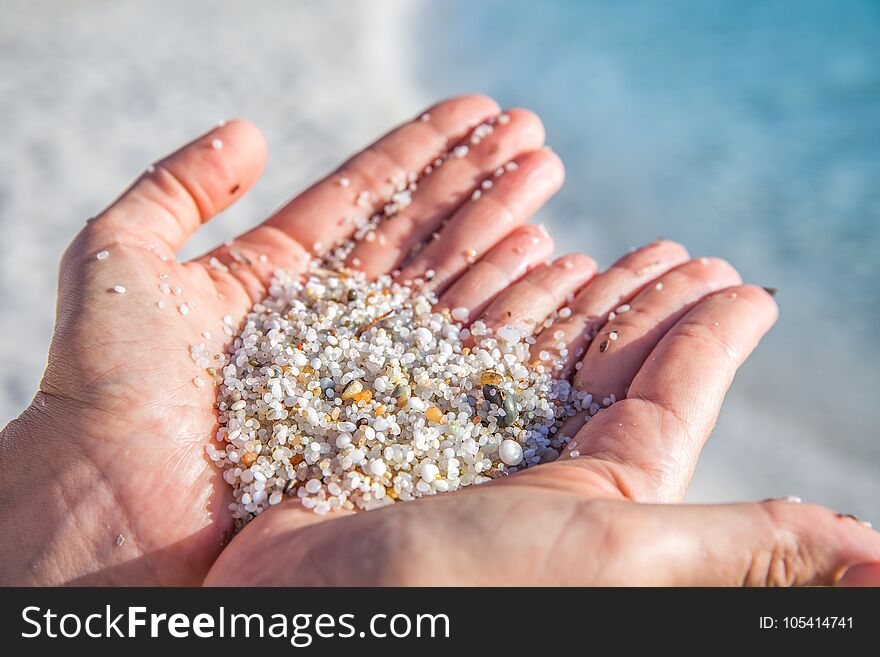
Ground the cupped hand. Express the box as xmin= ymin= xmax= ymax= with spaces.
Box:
xmin=0 ymin=95 xmax=565 ymax=585
xmin=205 ymin=244 xmax=880 ymax=586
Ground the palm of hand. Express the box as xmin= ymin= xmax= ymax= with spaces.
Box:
xmin=11 ymin=95 xmax=878 ymax=587
xmin=25 ymin=96 xmax=568 ymax=584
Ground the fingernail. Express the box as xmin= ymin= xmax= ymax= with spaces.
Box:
xmin=837 ymin=562 xmax=880 ymax=587
xmin=837 ymin=512 xmax=873 ymax=529
xmin=762 ymin=286 xmax=778 ymax=297
xmin=761 ymin=495 xmax=802 ymax=504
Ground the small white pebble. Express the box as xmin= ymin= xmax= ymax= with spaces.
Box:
xmin=420 ymin=112 xmax=431 ymax=122
xmin=453 ymin=145 xmax=469 ymax=158
xmin=338 ymin=176 xmax=351 ymax=187
xmin=211 ymin=138 xmax=223 ymax=150
xmin=192 ymin=377 xmax=205 ymax=388
xmin=157 ymin=300 xmax=166 ymax=309
xmin=655 ymin=282 xmax=664 ymax=290
xmin=369 ymin=459 xmax=388 ymax=477
xmin=497 ymin=113 xmax=511 ymax=125
xmin=96 ymin=250 xmax=109 ymax=260
xmin=179 ymin=303 xmax=189 ymax=315
xmin=113 ymin=285 xmax=126 ymax=294
xmin=499 ymin=439 xmax=524 ymax=466
xmin=420 ymin=463 xmax=440 ymax=483
xmin=115 ymin=534 xmax=125 ymax=547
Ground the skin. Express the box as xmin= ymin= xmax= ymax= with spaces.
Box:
xmin=1 ymin=95 xmax=878 ymax=586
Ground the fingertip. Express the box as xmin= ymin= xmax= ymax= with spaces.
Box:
xmin=529 ymin=147 xmax=566 ymax=189
xmin=693 ymin=256 xmax=742 ymax=284
xmin=427 ymin=94 xmax=502 ymax=123
xmin=837 ymin=562 xmax=880 ymax=587
xmin=205 ymin=119 xmax=269 ymax=179
xmin=542 ymin=146 xmax=566 ymax=185
xmin=553 ymin=253 xmax=597 ymax=279
xmin=504 ymin=148 xmax=565 ymax=198
xmin=614 ymin=239 xmax=690 ymax=272
xmin=502 ymin=107 xmax=547 ymax=147
xmin=650 ymin=239 xmax=690 ymax=262
xmin=722 ymin=283 xmax=780 ymax=325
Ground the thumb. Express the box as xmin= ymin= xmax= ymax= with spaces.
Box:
xmin=92 ymin=119 xmax=267 ymax=253
xmin=600 ymin=499 xmax=880 ymax=586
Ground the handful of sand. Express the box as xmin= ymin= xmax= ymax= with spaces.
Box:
xmin=205 ymin=263 xmax=593 ymax=524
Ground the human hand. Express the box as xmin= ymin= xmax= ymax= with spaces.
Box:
xmin=0 ymin=95 xmax=565 ymax=585
xmin=205 ymin=243 xmax=880 ymax=586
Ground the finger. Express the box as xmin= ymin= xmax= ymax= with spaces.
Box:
xmin=573 ymin=257 xmax=742 ymax=401
xmin=572 ymin=284 xmax=778 ymax=502
xmin=531 ymin=240 xmax=690 ymax=379
xmin=204 ymin=499 xmax=352 ymax=587
xmin=582 ymin=500 xmax=880 ymax=586
xmin=96 ymin=120 xmax=267 ymax=253
xmin=192 ymin=96 xmax=501 ymax=299
xmin=837 ymin=562 xmax=880 ymax=586
xmin=396 ymin=148 xmax=564 ymax=294
xmin=348 ymin=108 xmax=547 ymax=276
xmin=234 ymin=95 xmax=500 ymax=264
xmin=437 ymin=224 xmax=553 ymax=321
xmin=478 ymin=254 xmax=597 ymax=341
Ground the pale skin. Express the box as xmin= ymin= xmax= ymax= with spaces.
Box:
xmin=0 ymin=96 xmax=878 ymax=586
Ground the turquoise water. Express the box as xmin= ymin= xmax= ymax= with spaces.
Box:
xmin=418 ymin=0 xmax=880 ymax=507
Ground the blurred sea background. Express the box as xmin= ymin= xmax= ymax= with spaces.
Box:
xmin=1 ymin=0 xmax=877 ymax=520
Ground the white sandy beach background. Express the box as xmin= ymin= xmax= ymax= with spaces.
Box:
xmin=1 ymin=0 xmax=877 ymax=523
